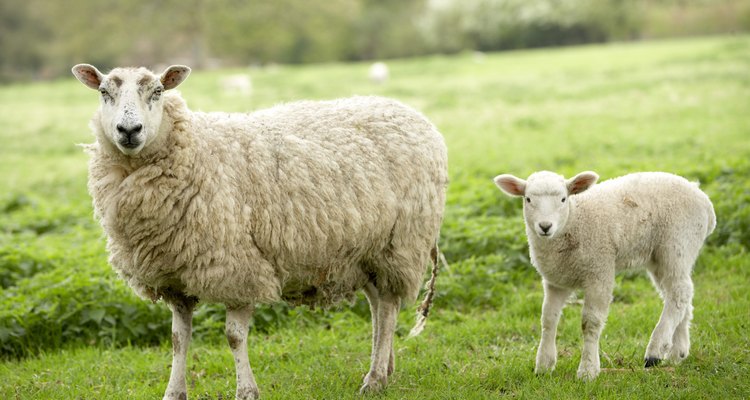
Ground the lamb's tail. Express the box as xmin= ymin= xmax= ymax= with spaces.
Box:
xmin=408 ymin=243 xmax=446 ymax=338
xmin=694 ymin=180 xmax=716 ymax=239
xmin=706 ymin=201 xmax=717 ymax=238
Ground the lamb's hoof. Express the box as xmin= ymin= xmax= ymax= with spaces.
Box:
xmin=359 ymin=372 xmax=387 ymax=394
xmin=644 ymin=357 xmax=661 ymax=368
xmin=667 ymin=342 xmax=689 ymax=363
xmin=667 ymin=350 xmax=688 ymax=363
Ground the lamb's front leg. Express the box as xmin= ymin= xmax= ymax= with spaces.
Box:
xmin=226 ymin=304 xmax=259 ymax=400
xmin=577 ymin=282 xmax=613 ymax=380
xmin=163 ymin=295 xmax=197 ymax=400
xmin=536 ymin=281 xmax=572 ymax=373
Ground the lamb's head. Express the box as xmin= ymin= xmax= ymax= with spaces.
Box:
xmin=494 ymin=171 xmax=598 ymax=239
xmin=72 ymin=64 xmax=190 ymax=156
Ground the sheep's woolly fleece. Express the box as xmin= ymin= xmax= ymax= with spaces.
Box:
xmin=85 ymin=92 xmax=448 ymax=308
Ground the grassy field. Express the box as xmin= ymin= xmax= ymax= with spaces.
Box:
xmin=1 ymin=35 xmax=749 ymax=399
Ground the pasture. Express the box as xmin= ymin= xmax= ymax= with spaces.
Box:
xmin=1 ymin=35 xmax=749 ymax=399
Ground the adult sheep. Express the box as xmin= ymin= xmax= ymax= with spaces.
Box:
xmin=71 ymin=64 xmax=448 ymax=400
xmin=494 ymin=171 xmax=715 ymax=380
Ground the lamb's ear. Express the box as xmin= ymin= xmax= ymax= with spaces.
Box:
xmin=72 ymin=64 xmax=104 ymax=90
xmin=566 ymin=171 xmax=599 ymax=195
xmin=494 ymin=174 xmax=526 ymax=197
xmin=160 ymin=65 xmax=191 ymax=90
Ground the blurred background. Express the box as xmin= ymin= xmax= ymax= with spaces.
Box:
xmin=2 ymin=0 xmax=749 ymax=82
xmin=2 ymin=1 xmax=750 ymax=398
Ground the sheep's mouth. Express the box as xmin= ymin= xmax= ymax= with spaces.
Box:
xmin=120 ymin=141 xmax=141 ymax=149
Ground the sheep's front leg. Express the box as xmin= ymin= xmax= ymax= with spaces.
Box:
xmin=226 ymin=305 xmax=259 ymax=400
xmin=163 ymin=296 xmax=196 ymax=400
xmin=360 ymin=291 xmax=400 ymax=394
xmin=536 ymin=281 xmax=572 ymax=374
xmin=577 ymin=283 xmax=612 ymax=380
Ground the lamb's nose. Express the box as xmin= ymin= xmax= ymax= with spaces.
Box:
xmin=539 ymin=222 xmax=552 ymax=233
xmin=117 ymin=123 xmax=143 ymax=136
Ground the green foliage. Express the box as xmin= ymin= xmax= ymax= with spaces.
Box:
xmin=3 ymin=0 xmax=750 ymax=81
xmin=0 ymin=35 xmax=749 ymax=398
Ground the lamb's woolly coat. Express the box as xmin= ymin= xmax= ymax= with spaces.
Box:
xmin=86 ymin=93 xmax=448 ymax=308
xmin=527 ymin=172 xmax=715 ymax=289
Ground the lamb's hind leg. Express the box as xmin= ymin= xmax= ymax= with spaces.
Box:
xmin=645 ymin=263 xmax=694 ymax=367
xmin=163 ymin=294 xmax=197 ymax=400
xmin=360 ymin=287 xmax=400 ymax=394
xmin=226 ymin=304 xmax=259 ymax=400
xmin=668 ymin=303 xmax=692 ymax=363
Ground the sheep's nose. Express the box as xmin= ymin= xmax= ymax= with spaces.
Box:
xmin=116 ymin=123 xmax=143 ymax=136
xmin=539 ymin=222 xmax=552 ymax=233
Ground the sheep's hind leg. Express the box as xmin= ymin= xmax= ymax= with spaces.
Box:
xmin=363 ymin=283 xmax=395 ymax=376
xmin=163 ymin=295 xmax=197 ymax=400
xmin=577 ymin=282 xmax=613 ymax=380
xmin=360 ymin=289 xmax=400 ymax=394
xmin=226 ymin=304 xmax=259 ymax=400
xmin=645 ymin=265 xmax=693 ymax=368
xmin=536 ymin=281 xmax=572 ymax=374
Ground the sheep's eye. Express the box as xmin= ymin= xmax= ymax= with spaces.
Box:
xmin=561 ymin=197 xmax=566 ymax=203
xmin=99 ymin=88 xmax=108 ymax=96
xmin=525 ymin=197 xmax=531 ymax=203
xmin=150 ymin=87 xmax=163 ymax=101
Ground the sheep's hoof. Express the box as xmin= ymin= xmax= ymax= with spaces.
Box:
xmin=162 ymin=392 xmax=187 ymax=400
xmin=576 ymin=366 xmax=600 ymax=381
xmin=359 ymin=372 xmax=387 ymax=394
xmin=236 ymin=385 xmax=260 ymax=400
xmin=644 ymin=357 xmax=661 ymax=368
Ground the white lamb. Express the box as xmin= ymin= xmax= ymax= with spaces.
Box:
xmin=494 ymin=171 xmax=715 ymax=380
xmin=71 ymin=64 xmax=448 ymax=400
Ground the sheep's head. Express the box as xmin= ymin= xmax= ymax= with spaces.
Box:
xmin=494 ymin=171 xmax=598 ymax=239
xmin=72 ymin=64 xmax=190 ymax=156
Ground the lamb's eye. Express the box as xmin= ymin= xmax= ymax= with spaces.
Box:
xmin=525 ymin=197 xmax=531 ymax=203
xmin=99 ymin=88 xmax=108 ymax=96
xmin=154 ymin=88 xmax=163 ymax=96
xmin=561 ymin=197 xmax=566 ymax=203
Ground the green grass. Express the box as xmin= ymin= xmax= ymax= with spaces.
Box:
xmin=1 ymin=35 xmax=750 ymax=398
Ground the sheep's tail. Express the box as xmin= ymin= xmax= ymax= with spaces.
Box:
xmin=408 ymin=243 xmax=446 ymax=338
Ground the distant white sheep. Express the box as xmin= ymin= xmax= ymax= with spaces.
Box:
xmin=72 ymin=64 xmax=448 ymax=399
xmin=369 ymin=62 xmax=389 ymax=84
xmin=494 ymin=171 xmax=715 ymax=380
xmin=220 ymin=74 xmax=252 ymax=96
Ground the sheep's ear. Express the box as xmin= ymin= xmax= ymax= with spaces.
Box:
xmin=72 ymin=64 xmax=104 ymax=90
xmin=160 ymin=65 xmax=191 ymax=90
xmin=494 ymin=174 xmax=526 ymax=197
xmin=566 ymin=171 xmax=598 ymax=195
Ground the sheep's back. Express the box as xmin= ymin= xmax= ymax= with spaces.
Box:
xmin=192 ymin=96 xmax=448 ymax=303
